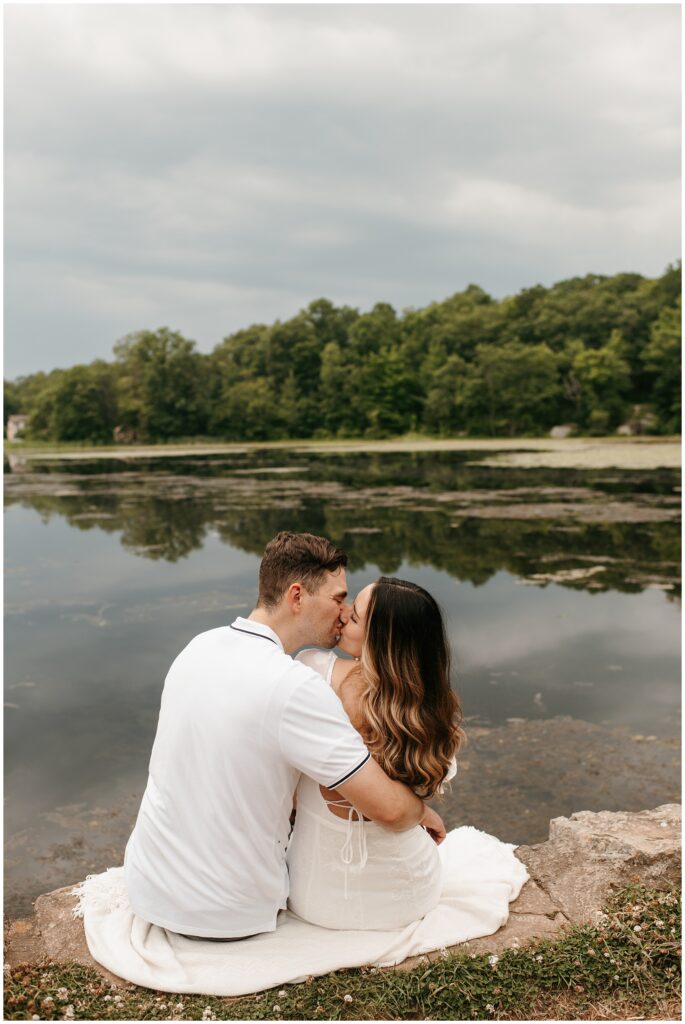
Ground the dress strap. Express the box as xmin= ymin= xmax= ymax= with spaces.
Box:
xmin=323 ymin=795 xmax=354 ymax=808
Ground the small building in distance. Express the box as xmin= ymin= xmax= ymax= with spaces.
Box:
xmin=6 ymin=414 xmax=29 ymax=441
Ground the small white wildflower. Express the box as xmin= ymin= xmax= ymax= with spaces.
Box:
xmin=174 ymin=1003 xmax=184 ymax=1013
xmin=485 ymin=1004 xmax=495 ymax=1013
xmin=272 ymin=1006 xmax=281 ymax=1014
xmin=103 ymin=994 xmax=112 ymax=1001
xmin=56 ymin=987 xmax=69 ymax=1002
xmin=32 ymin=1016 xmax=40 ymax=1021
xmin=113 ymin=995 xmax=123 ymax=1004
xmin=613 ymin=974 xmax=619 ymax=981
xmin=535 ymin=954 xmax=543 ymax=962
xmin=610 ymin=958 xmax=616 ymax=964
xmin=42 ymin=996 xmax=55 ymax=1006
xmin=488 ymin=954 xmax=499 ymax=966
xmin=63 ymin=1006 xmax=75 ymax=1021
xmin=633 ymin=925 xmax=642 ymax=932
xmin=158 ymin=1002 xmax=167 ymax=1010
xmin=343 ymin=994 xmax=353 ymax=1003
xmin=201 ymin=1009 xmax=215 ymax=1022
xmin=655 ymin=919 xmax=664 ymax=927
xmin=278 ymin=989 xmax=287 ymax=998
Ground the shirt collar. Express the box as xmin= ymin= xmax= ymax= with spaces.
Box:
xmin=231 ymin=616 xmax=285 ymax=652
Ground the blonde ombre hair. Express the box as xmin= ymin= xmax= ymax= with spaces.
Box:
xmin=355 ymin=577 xmax=464 ymax=800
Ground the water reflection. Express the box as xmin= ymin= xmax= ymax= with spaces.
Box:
xmin=4 ymin=450 xmax=681 ymax=915
xmin=4 ymin=452 xmax=681 ymax=596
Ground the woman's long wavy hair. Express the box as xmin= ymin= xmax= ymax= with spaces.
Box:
xmin=356 ymin=577 xmax=465 ymax=800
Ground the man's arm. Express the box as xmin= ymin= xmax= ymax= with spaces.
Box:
xmin=336 ymin=758 xmax=445 ymax=840
xmin=331 ymin=667 xmax=446 ymax=841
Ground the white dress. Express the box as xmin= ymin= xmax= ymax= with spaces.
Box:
xmin=287 ymin=648 xmax=448 ymax=930
xmin=73 ymin=648 xmax=529 ymax=995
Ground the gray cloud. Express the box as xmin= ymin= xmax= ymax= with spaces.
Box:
xmin=5 ymin=4 xmax=680 ymax=377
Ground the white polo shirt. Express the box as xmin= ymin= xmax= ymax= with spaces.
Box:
xmin=124 ymin=618 xmax=370 ymax=938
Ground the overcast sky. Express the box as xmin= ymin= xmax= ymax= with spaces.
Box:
xmin=4 ymin=3 xmax=681 ymax=379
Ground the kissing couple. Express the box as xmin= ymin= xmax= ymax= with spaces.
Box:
xmin=124 ymin=530 xmax=465 ymax=937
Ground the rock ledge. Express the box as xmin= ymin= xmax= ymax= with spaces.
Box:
xmin=5 ymin=804 xmax=681 ymax=986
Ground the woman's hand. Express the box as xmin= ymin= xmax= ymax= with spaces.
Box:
xmin=420 ymin=804 xmax=447 ymax=845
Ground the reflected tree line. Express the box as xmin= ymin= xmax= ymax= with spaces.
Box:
xmin=8 ymin=448 xmax=681 ymax=494
xmin=5 ymin=465 xmax=680 ymax=599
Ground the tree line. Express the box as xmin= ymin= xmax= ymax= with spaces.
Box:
xmin=5 ymin=264 xmax=681 ymax=443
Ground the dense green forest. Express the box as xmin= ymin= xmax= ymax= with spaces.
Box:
xmin=5 ymin=265 xmax=681 ymax=443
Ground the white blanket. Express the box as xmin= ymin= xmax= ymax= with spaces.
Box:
xmin=73 ymin=825 xmax=528 ymax=996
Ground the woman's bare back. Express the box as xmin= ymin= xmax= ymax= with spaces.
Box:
xmin=320 ymin=659 xmax=369 ymax=820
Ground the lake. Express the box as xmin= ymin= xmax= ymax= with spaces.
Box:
xmin=4 ymin=444 xmax=681 ymax=916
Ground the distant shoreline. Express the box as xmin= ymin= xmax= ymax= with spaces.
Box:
xmin=5 ymin=436 xmax=681 ymax=470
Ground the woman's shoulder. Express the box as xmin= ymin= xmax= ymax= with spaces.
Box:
xmin=294 ymin=647 xmax=337 ymax=683
xmin=331 ymin=660 xmax=365 ymax=728
xmin=331 ymin=657 xmax=362 ymax=694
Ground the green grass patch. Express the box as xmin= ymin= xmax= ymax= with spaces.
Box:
xmin=4 ymin=885 xmax=680 ymax=1021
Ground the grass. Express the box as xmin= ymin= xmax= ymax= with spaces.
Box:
xmin=4 ymin=884 xmax=681 ymax=1021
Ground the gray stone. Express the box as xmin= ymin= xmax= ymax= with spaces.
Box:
xmin=5 ymin=804 xmax=680 ymax=987
xmin=515 ymin=803 xmax=681 ymax=925
xmin=5 ymin=885 xmax=126 ymax=987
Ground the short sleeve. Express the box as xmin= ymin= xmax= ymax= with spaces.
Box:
xmin=279 ymin=670 xmax=370 ymax=789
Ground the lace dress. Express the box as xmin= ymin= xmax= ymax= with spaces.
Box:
xmin=286 ymin=648 xmax=446 ymax=930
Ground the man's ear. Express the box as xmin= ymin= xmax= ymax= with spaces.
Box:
xmin=287 ymin=582 xmax=303 ymax=615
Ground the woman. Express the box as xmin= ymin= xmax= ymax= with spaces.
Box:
xmin=287 ymin=576 xmax=465 ymax=930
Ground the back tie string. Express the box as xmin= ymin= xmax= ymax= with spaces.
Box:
xmin=325 ymin=796 xmax=368 ymax=900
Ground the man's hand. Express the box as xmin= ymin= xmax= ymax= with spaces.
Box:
xmin=420 ymin=804 xmax=446 ymax=845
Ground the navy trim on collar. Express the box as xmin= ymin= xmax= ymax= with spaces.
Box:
xmin=229 ymin=624 xmax=279 ymax=646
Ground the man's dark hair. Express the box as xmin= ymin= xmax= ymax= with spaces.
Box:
xmin=257 ymin=531 xmax=347 ymax=609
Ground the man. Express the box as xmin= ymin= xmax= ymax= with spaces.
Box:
xmin=124 ymin=531 xmax=445 ymax=939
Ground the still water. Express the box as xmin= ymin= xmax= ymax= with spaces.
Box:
xmin=4 ymin=448 xmax=681 ymax=915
